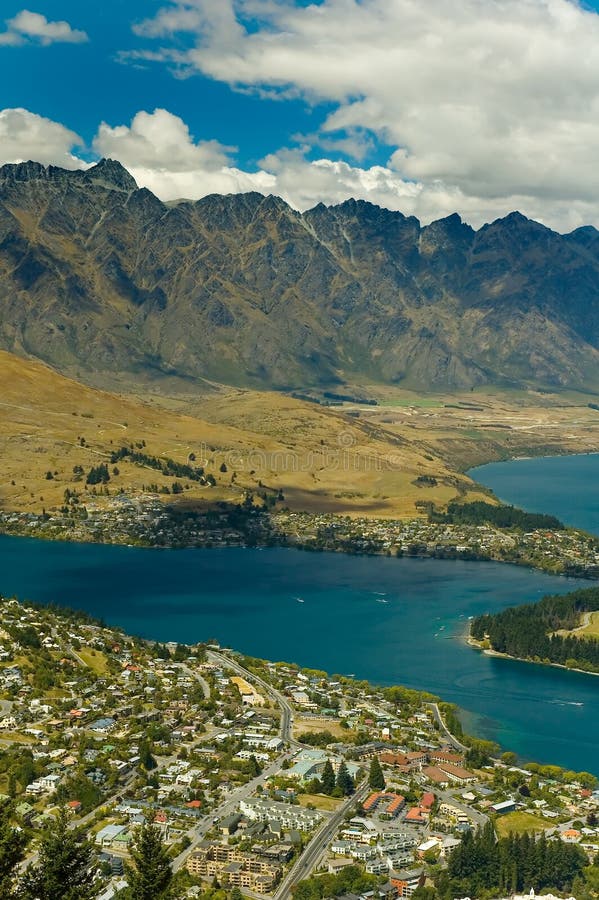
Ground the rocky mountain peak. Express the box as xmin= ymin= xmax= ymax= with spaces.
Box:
xmin=421 ymin=212 xmax=474 ymax=244
xmin=85 ymin=158 xmax=138 ymax=192
xmin=0 ymin=160 xmax=81 ymax=186
xmin=1 ymin=158 xmax=599 ymax=393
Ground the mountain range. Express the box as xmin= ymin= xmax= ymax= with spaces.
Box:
xmin=2 ymin=158 xmax=599 ymax=393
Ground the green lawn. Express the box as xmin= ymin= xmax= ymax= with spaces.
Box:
xmin=495 ymin=811 xmax=548 ymax=837
xmin=77 ymin=647 xmax=109 ymax=674
xmin=297 ymin=793 xmax=344 ymax=812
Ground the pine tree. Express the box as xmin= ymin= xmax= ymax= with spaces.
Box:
xmin=125 ymin=821 xmax=177 ymax=899
xmin=248 ymin=754 xmax=262 ymax=777
xmin=139 ymin=739 xmax=157 ymax=771
xmin=321 ymin=760 xmax=336 ymax=795
xmin=336 ymin=761 xmax=354 ymax=796
xmin=19 ymin=807 xmax=97 ymax=900
xmin=368 ymin=757 xmax=385 ymax=791
xmin=0 ymin=799 xmax=27 ymax=899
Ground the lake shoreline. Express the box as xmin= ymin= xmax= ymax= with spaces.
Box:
xmin=466 ymin=633 xmax=599 ymax=680
xmin=470 ymin=452 xmax=599 ymax=536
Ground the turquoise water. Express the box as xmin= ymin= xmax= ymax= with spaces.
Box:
xmin=471 ymin=453 xmax=599 ymax=534
xmin=0 ymin=534 xmax=596 ymax=773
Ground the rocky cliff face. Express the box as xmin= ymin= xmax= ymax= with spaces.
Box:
xmin=1 ymin=158 xmax=599 ymax=391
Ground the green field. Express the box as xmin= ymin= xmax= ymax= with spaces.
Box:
xmin=578 ymin=611 xmax=599 ymax=639
xmin=378 ymin=398 xmax=442 ymax=408
xmin=77 ymin=647 xmax=109 ymax=674
xmin=297 ymin=793 xmax=344 ymax=812
xmin=495 ymin=811 xmax=549 ymax=837
xmin=558 ymin=610 xmax=599 ymax=641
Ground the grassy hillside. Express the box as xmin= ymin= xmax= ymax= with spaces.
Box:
xmin=0 ymin=351 xmax=488 ymax=518
xmin=3 ymin=352 xmax=599 ymax=522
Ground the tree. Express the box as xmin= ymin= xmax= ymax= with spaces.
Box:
xmin=125 ymin=822 xmax=177 ymax=899
xmin=139 ymin=739 xmax=157 ymax=771
xmin=0 ymin=799 xmax=27 ymax=898
xmin=86 ymin=464 xmax=110 ymax=486
xmin=19 ymin=807 xmax=97 ymax=900
xmin=411 ymin=888 xmax=437 ymax=900
xmin=368 ymin=757 xmax=385 ymax=791
xmin=247 ymin=755 xmax=262 ymax=777
xmin=56 ymin=773 xmax=101 ymax=814
xmin=336 ymin=761 xmax=354 ymax=796
xmin=172 ymin=644 xmax=189 ymax=661
xmin=321 ymin=760 xmax=335 ymax=795
xmin=501 ymin=751 xmax=518 ymax=766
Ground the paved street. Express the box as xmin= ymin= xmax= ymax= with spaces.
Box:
xmin=428 ymin=703 xmax=468 ymax=752
xmin=274 ymin=781 xmax=370 ymax=900
xmin=208 ymin=650 xmax=297 ymax=745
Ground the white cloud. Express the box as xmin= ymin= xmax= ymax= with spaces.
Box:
xmin=1 ymin=105 xmax=599 ymax=232
xmin=0 ymin=108 xmax=85 ymax=168
xmin=127 ymin=0 xmax=599 ymax=226
xmin=93 ymin=108 xmax=275 ymax=198
xmin=94 ymin=109 xmax=230 ymax=172
xmin=0 ymin=30 xmax=23 ymax=46
xmin=2 ymin=9 xmax=88 ymax=45
xmin=134 ymin=0 xmax=244 ymax=44
xmin=132 ymin=6 xmax=204 ymax=38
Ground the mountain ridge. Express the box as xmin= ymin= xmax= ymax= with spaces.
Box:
xmin=2 ymin=158 xmax=599 ymax=392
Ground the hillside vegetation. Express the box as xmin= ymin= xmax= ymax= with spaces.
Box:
xmin=471 ymin=587 xmax=599 ymax=672
xmin=436 ymin=500 xmax=564 ymax=530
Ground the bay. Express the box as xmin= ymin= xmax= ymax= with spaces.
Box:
xmin=471 ymin=453 xmax=599 ymax=535
xmin=0 ymin=534 xmax=596 ymax=773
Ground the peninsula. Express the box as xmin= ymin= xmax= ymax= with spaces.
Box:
xmin=469 ymin=586 xmax=599 ymax=675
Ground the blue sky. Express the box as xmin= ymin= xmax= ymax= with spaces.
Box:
xmin=0 ymin=0 xmax=363 ymax=169
xmin=2 ymin=0 xmax=599 ymax=230
xmin=0 ymin=3 xmax=282 ymax=161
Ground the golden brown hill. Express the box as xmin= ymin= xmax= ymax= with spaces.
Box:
xmin=0 ymin=351 xmax=488 ymax=518
xmin=4 ymin=352 xmax=599 ymax=522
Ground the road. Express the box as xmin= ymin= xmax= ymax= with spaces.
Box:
xmin=274 ymin=781 xmax=370 ymax=900
xmin=51 ymin=625 xmax=88 ymax=669
xmin=207 ymin=651 xmax=298 ymax=746
xmin=428 ymin=702 xmax=468 ymax=752
xmin=180 ymin=662 xmax=211 ymax=700
xmin=172 ymin=650 xmax=308 ymax=874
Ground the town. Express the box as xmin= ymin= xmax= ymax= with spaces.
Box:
xmin=2 ymin=494 xmax=599 ymax=582
xmin=0 ymin=596 xmax=597 ymax=899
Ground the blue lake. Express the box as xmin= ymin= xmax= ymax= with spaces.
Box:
xmin=471 ymin=453 xmax=599 ymax=535
xmin=0 ymin=531 xmax=597 ymax=773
